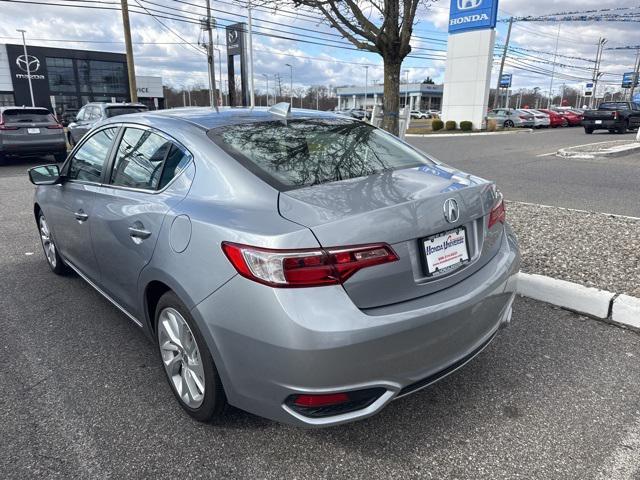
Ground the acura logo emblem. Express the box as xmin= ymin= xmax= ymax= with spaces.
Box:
xmin=443 ymin=198 xmax=460 ymax=224
xmin=16 ymin=54 xmax=40 ymax=73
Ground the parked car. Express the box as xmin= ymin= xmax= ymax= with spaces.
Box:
xmin=410 ymin=110 xmax=432 ymax=119
xmin=486 ymin=108 xmax=534 ymax=128
xmin=0 ymin=106 xmax=67 ymax=163
xmin=552 ymin=109 xmax=582 ymax=127
xmin=582 ymin=102 xmax=640 ymax=134
xmin=28 ymin=105 xmax=520 ymax=427
xmin=60 ymin=109 xmax=79 ymax=127
xmin=537 ymin=109 xmax=568 ymax=128
xmin=519 ymin=109 xmax=550 ymax=128
xmin=67 ymin=102 xmax=148 ymax=145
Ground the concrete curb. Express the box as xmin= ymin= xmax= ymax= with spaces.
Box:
xmin=557 ymin=141 xmax=640 ymax=159
xmin=406 ymin=129 xmax=533 ymax=138
xmin=516 ymin=273 xmax=640 ymax=331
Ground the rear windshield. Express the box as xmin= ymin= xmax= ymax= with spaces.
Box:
xmin=208 ymin=118 xmax=434 ymax=190
xmin=598 ymin=102 xmax=629 ymax=110
xmin=2 ymin=109 xmax=53 ymax=123
xmin=105 ymin=106 xmax=148 ymax=118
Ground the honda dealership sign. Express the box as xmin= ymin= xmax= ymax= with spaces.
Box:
xmin=442 ymin=0 xmax=500 ymax=130
xmin=449 ymin=0 xmax=499 ymax=34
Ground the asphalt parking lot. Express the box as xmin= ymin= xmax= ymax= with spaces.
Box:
xmin=2 ymin=130 xmax=640 ymax=479
xmin=408 ymin=127 xmax=640 ymax=217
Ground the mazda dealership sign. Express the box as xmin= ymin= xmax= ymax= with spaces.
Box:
xmin=15 ymin=54 xmax=45 ymax=80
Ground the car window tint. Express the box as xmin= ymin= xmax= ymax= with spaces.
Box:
xmin=89 ymin=106 xmax=101 ymax=120
xmin=110 ymin=128 xmax=171 ymax=190
xmin=68 ymin=127 xmax=117 ymax=182
xmin=3 ymin=109 xmax=52 ymax=123
xmin=209 ymin=118 xmax=435 ymax=190
xmin=159 ymin=144 xmax=191 ymax=189
xmin=105 ymin=107 xmax=148 ymax=118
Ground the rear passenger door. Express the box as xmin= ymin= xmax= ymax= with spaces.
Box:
xmin=91 ymin=125 xmax=193 ymax=317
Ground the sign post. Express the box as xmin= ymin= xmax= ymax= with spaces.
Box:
xmin=442 ymin=0 xmax=500 ymax=130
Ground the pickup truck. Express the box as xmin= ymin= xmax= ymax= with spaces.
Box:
xmin=582 ymin=102 xmax=640 ymax=134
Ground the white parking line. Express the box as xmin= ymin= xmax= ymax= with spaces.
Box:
xmin=536 ymin=152 xmax=557 ymax=157
xmin=596 ymin=413 xmax=640 ymax=480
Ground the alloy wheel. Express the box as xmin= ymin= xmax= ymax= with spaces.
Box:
xmin=39 ymin=216 xmax=57 ymax=269
xmin=158 ymin=307 xmax=206 ymax=408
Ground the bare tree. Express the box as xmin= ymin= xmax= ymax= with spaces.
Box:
xmin=273 ymin=0 xmax=439 ymax=135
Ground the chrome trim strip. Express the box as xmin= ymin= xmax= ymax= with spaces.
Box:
xmin=65 ymin=260 xmax=143 ymax=328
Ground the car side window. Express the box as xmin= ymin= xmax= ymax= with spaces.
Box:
xmin=67 ymin=127 xmax=118 ymax=183
xmin=88 ymin=106 xmax=100 ymax=121
xmin=76 ymin=107 xmax=86 ymax=121
xmin=159 ymin=144 xmax=192 ymax=189
xmin=109 ymin=128 xmax=172 ymax=190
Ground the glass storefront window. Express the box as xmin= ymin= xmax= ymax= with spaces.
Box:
xmin=46 ymin=57 xmax=76 ymax=93
xmin=78 ymin=60 xmax=127 ymax=95
xmin=0 ymin=93 xmax=15 ymax=106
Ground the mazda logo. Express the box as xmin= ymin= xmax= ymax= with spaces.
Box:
xmin=227 ymin=30 xmax=238 ymax=45
xmin=443 ymin=198 xmax=460 ymax=224
xmin=457 ymin=0 xmax=482 ymax=10
xmin=16 ymin=54 xmax=40 ymax=73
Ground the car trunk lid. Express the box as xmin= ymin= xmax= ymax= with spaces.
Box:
xmin=279 ymin=165 xmax=504 ymax=309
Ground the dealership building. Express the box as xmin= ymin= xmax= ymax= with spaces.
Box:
xmin=0 ymin=44 xmax=164 ymax=115
xmin=336 ymin=83 xmax=443 ymax=112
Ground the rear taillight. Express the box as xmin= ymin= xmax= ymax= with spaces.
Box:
xmin=613 ymin=111 xmax=619 ymax=120
xmin=0 ymin=121 xmax=18 ymax=130
xmin=46 ymin=124 xmax=63 ymax=129
xmin=488 ymin=197 xmax=506 ymax=229
xmin=222 ymin=242 xmax=398 ymax=288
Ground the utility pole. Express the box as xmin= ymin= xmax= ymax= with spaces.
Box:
xmin=316 ymin=87 xmax=319 ymax=110
xmin=285 ymin=64 xmax=293 ymax=105
xmin=591 ymin=38 xmax=606 ymax=108
xmin=247 ymin=0 xmax=255 ymax=107
xmin=262 ymin=73 xmax=269 ymax=106
xmin=120 ymin=0 xmax=137 ymax=102
xmin=493 ymin=16 xmax=513 ymax=109
xmin=16 ymin=29 xmax=35 ymax=107
xmin=204 ymin=0 xmax=218 ymax=110
xmin=364 ymin=65 xmax=369 ymax=113
xmin=547 ymin=23 xmax=561 ymax=108
xmin=630 ymin=48 xmax=640 ymax=100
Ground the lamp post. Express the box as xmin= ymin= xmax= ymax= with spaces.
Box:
xmin=404 ymin=70 xmax=409 ymax=111
xmin=364 ymin=65 xmax=369 ymax=119
xmin=285 ymin=63 xmax=293 ymax=106
xmin=262 ymin=74 xmax=269 ymax=106
xmin=16 ymin=29 xmax=35 ymax=107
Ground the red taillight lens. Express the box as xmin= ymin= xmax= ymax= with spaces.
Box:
xmin=221 ymin=242 xmax=398 ymax=288
xmin=613 ymin=111 xmax=619 ymax=120
xmin=488 ymin=197 xmax=506 ymax=229
xmin=292 ymin=393 xmax=350 ymax=407
xmin=0 ymin=123 xmax=18 ymax=130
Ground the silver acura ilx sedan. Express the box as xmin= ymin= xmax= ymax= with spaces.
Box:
xmin=28 ymin=105 xmax=520 ymax=427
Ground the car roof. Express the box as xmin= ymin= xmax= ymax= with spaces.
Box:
xmin=0 ymin=106 xmax=50 ymax=112
xmin=113 ymin=106 xmax=343 ymax=130
xmin=85 ymin=102 xmax=147 ymax=108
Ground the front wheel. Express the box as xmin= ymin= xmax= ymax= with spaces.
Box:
xmin=584 ymin=127 xmax=594 ymax=134
xmin=156 ymin=291 xmax=227 ymax=422
xmin=38 ymin=213 xmax=68 ymax=275
xmin=504 ymin=120 xmax=515 ymax=128
xmin=618 ymin=121 xmax=628 ymax=134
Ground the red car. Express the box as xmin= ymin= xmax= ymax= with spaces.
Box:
xmin=554 ymin=109 xmax=582 ymax=126
xmin=538 ymin=109 xmax=568 ymax=128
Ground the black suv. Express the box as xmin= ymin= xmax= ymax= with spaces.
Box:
xmin=67 ymin=102 xmax=148 ymax=145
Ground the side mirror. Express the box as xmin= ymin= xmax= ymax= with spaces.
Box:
xmin=28 ymin=164 xmax=62 ymax=186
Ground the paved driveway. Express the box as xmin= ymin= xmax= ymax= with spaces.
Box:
xmin=408 ymin=128 xmax=640 ymax=217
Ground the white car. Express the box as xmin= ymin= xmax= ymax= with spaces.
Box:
xmin=520 ymin=109 xmax=550 ymax=129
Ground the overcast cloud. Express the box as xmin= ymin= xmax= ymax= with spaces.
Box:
xmin=0 ymin=0 xmax=638 ymax=94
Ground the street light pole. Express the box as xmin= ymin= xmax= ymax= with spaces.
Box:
xmin=247 ymin=0 xmax=255 ymax=107
xmin=404 ymin=70 xmax=409 ymax=110
xmin=363 ymin=65 xmax=369 ymax=114
xmin=547 ymin=22 xmax=561 ymax=109
xmin=16 ymin=29 xmax=35 ymax=107
xmin=285 ymin=63 xmax=293 ymax=106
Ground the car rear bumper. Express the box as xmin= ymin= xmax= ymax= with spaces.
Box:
xmin=191 ymin=225 xmax=520 ymax=427
xmin=0 ymin=135 xmax=67 ymax=155
xmin=583 ymin=119 xmax=619 ymax=129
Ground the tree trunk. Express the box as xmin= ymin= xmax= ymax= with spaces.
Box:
xmin=381 ymin=58 xmax=401 ymax=136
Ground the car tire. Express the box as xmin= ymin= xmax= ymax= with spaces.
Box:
xmin=156 ymin=291 xmax=227 ymax=422
xmin=504 ymin=120 xmax=514 ymax=128
xmin=618 ymin=121 xmax=628 ymax=134
xmin=38 ymin=212 xmax=68 ymax=275
xmin=54 ymin=152 xmax=67 ymax=163
xmin=561 ymin=119 xmax=568 ymax=127
xmin=584 ymin=127 xmax=594 ymax=134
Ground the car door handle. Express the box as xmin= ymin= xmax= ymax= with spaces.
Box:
xmin=128 ymin=226 xmax=152 ymax=239
xmin=74 ymin=211 xmax=89 ymax=222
